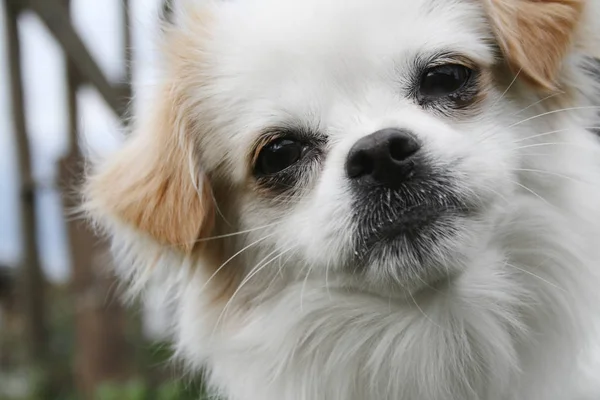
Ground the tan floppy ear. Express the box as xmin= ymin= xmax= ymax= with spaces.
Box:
xmin=85 ymin=85 xmax=214 ymax=254
xmin=484 ymin=0 xmax=585 ymax=91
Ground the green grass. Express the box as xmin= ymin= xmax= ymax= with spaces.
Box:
xmin=94 ymin=380 xmax=209 ymax=400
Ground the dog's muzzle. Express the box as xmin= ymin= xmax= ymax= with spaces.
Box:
xmin=345 ymin=127 xmax=472 ymax=267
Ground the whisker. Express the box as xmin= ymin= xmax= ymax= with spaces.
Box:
xmin=510 ymin=180 xmax=553 ymax=207
xmin=513 ymin=126 xmax=600 ymax=143
xmin=472 ymin=99 xmax=595 ymax=147
xmin=199 ymin=232 xmax=278 ymax=292
xmin=490 ymin=68 xmax=522 ymax=112
xmin=195 ymin=221 xmax=285 ymax=243
xmin=407 ymin=290 xmax=448 ymax=332
xmin=213 ymin=247 xmax=296 ymax=334
xmin=300 ymin=262 xmax=316 ymax=313
xmin=513 ymin=91 xmax=563 ymax=117
xmin=508 ymin=106 xmax=600 ymax=130
xmin=511 ymin=142 xmax=600 ymax=152
xmin=212 ymin=190 xmax=232 ymax=228
xmin=325 ymin=258 xmax=333 ymax=301
xmin=264 ymin=248 xmax=297 ymax=295
xmin=512 ymin=168 xmax=595 ymax=186
xmin=212 ymin=247 xmax=284 ymax=334
xmin=514 ymin=153 xmax=555 ymax=157
xmin=504 ymin=262 xmax=565 ymax=293
xmin=480 ymin=183 xmax=510 ymax=207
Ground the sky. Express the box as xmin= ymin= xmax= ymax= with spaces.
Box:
xmin=0 ymin=0 xmax=163 ymax=282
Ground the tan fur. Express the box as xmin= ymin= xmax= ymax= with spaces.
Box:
xmin=484 ymin=0 xmax=584 ymax=91
xmin=85 ymin=4 xmax=244 ymax=305
xmin=85 ymin=84 xmax=214 ymax=253
xmin=85 ymin=5 xmax=218 ymax=254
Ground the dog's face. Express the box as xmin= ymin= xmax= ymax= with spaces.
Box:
xmin=221 ymin=0 xmax=511 ymax=293
xmin=86 ymin=0 xmax=584 ymax=296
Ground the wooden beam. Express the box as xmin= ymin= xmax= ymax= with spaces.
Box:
xmin=123 ymin=0 xmax=133 ymax=85
xmin=58 ymin=1 xmax=136 ymax=394
xmin=119 ymin=0 xmax=133 ymax=122
xmin=2 ymin=0 xmax=48 ymax=367
xmin=25 ymin=0 xmax=127 ymax=117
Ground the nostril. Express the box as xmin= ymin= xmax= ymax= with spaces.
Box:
xmin=347 ymin=150 xmax=374 ymax=179
xmin=345 ymin=128 xmax=421 ymax=185
xmin=389 ymin=135 xmax=419 ymax=162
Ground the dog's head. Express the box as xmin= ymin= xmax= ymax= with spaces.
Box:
xmin=86 ymin=0 xmax=596 ymax=298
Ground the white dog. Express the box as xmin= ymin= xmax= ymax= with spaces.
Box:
xmin=85 ymin=0 xmax=600 ymax=398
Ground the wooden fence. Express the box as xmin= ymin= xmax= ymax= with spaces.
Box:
xmin=2 ymin=0 xmax=142 ymax=396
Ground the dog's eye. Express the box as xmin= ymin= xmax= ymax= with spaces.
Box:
xmin=256 ymin=139 xmax=305 ymax=175
xmin=419 ymin=64 xmax=472 ymax=98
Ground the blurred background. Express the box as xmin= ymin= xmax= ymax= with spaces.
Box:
xmin=0 ymin=0 xmax=207 ymax=398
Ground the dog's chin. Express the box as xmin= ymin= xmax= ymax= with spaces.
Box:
xmin=346 ymin=208 xmax=481 ymax=296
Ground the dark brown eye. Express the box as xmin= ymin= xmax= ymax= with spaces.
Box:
xmin=419 ymin=64 xmax=472 ymax=99
xmin=256 ymin=139 xmax=305 ymax=175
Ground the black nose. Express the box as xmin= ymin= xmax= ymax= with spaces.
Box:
xmin=345 ymin=128 xmax=421 ymax=188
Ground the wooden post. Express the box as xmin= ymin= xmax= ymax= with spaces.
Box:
xmin=58 ymin=0 xmax=135 ymax=396
xmin=3 ymin=0 xmax=48 ymax=370
xmin=4 ymin=0 xmax=139 ymax=395
xmin=123 ymin=0 xmax=133 ymax=85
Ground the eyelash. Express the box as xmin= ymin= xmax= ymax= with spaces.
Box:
xmin=252 ymin=130 xmax=326 ymax=194
xmin=255 ymin=154 xmax=321 ymax=197
xmin=408 ymin=56 xmax=480 ymax=107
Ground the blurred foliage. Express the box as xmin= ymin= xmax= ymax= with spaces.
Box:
xmin=0 ymin=283 xmax=208 ymax=400
xmin=94 ymin=379 xmax=209 ymax=400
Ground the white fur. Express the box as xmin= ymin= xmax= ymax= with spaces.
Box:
xmin=93 ymin=0 xmax=600 ymax=399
